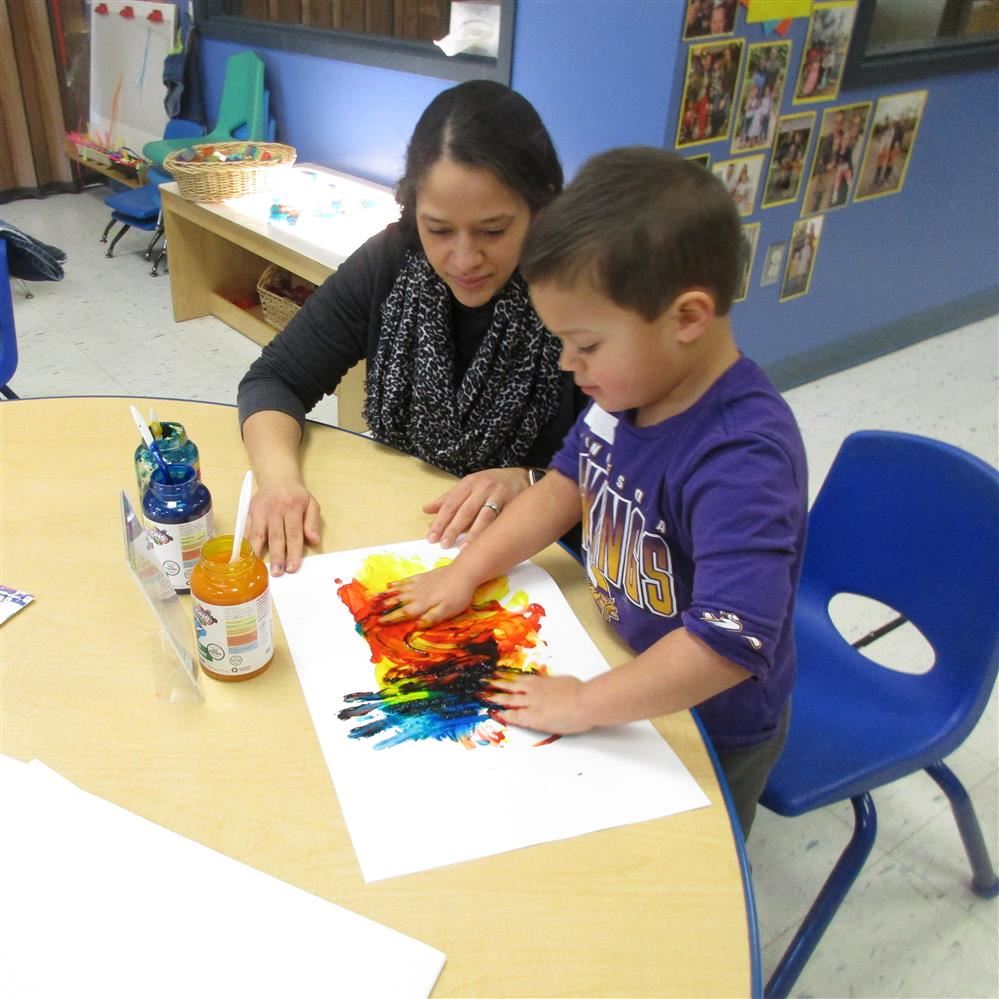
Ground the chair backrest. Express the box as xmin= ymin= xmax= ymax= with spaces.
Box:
xmin=800 ymin=430 xmax=999 ymax=746
xmin=0 ymin=239 xmax=19 ymax=392
xmin=211 ymin=50 xmax=267 ymax=141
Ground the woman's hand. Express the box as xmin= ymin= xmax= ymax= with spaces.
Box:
xmin=379 ymin=563 xmax=479 ymax=626
xmin=423 ymin=467 xmax=531 ymax=549
xmin=245 ymin=480 xmax=321 ymax=576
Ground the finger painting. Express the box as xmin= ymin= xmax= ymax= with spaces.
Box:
xmin=334 ymin=551 xmax=556 ymax=749
xmin=270 ymin=540 xmax=709 ymax=882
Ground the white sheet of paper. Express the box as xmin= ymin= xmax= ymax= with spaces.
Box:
xmin=270 ymin=540 xmax=710 ymax=882
xmin=0 ymin=756 xmax=445 ymax=999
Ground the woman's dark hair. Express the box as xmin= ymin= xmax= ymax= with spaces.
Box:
xmin=396 ymin=80 xmax=563 ymax=232
xmin=522 ymin=147 xmax=740 ymax=317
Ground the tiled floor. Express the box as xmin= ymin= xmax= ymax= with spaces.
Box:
xmin=4 ymin=188 xmax=998 ymax=998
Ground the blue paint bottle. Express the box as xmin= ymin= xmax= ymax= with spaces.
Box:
xmin=134 ymin=421 xmax=200 ymax=500
xmin=142 ymin=464 xmax=214 ymax=593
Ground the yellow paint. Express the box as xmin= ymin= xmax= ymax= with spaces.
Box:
xmin=746 ymin=0 xmax=812 ymax=23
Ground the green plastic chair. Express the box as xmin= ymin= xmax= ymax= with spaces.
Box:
xmin=144 ymin=51 xmax=268 ymax=168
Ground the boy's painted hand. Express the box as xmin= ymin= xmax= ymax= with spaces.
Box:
xmin=487 ymin=672 xmax=593 ymax=735
xmin=379 ymin=564 xmax=478 ymax=626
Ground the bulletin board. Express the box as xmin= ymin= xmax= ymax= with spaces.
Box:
xmin=89 ymin=0 xmax=175 ymax=152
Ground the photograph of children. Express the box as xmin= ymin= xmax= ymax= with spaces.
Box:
xmin=712 ymin=154 xmax=765 ymax=216
xmin=732 ymin=40 xmax=792 ymax=154
xmin=794 ymin=1 xmax=858 ymax=104
xmin=760 ymin=241 xmax=787 ymax=287
xmin=687 ymin=153 xmax=711 ymax=168
xmin=801 ymin=102 xmax=872 ymax=215
xmin=683 ymin=0 xmax=738 ymax=40
xmin=781 ymin=215 xmax=825 ymax=302
xmin=854 ymin=90 xmax=928 ymax=201
xmin=675 ymin=39 xmax=744 ymax=148
xmin=761 ymin=112 xmax=816 ymax=208
xmin=733 ymin=222 xmax=760 ymax=303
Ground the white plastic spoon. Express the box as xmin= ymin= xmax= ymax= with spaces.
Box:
xmin=230 ymin=469 xmax=254 ymax=563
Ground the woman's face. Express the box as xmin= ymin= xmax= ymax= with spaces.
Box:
xmin=415 ymin=158 xmax=532 ymax=307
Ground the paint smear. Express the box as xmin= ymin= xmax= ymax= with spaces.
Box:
xmin=335 ymin=553 xmax=554 ymax=750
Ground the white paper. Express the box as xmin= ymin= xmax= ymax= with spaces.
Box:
xmin=270 ymin=540 xmax=709 ymax=882
xmin=0 ymin=756 xmax=445 ymax=999
xmin=89 ymin=0 xmax=174 ymax=151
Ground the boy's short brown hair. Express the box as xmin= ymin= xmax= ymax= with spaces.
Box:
xmin=521 ymin=147 xmax=741 ymax=319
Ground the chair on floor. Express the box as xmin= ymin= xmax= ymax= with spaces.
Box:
xmin=760 ymin=430 xmax=999 ymax=999
xmin=0 ymin=239 xmax=20 ymax=399
xmin=142 ymin=50 xmax=268 ymax=169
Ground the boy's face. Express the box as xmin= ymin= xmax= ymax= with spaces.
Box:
xmin=530 ymin=278 xmax=692 ymax=425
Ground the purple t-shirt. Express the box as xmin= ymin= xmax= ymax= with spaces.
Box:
xmin=550 ymin=356 xmax=807 ymax=751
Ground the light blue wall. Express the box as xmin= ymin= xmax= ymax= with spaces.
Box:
xmin=200 ymin=1 xmax=998 ymax=379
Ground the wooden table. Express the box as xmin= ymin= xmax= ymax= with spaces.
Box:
xmin=160 ymin=166 xmax=398 ymax=434
xmin=0 ymin=397 xmax=756 ymax=998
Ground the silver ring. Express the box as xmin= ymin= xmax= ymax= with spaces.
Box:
xmin=481 ymin=500 xmax=502 ymax=515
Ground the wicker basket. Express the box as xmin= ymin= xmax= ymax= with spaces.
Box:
xmin=257 ymin=264 xmax=316 ymax=331
xmin=164 ymin=142 xmax=296 ymax=202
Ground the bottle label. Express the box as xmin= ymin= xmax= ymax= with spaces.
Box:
xmin=194 ymin=592 xmax=274 ymax=676
xmin=145 ymin=511 xmax=214 ymax=589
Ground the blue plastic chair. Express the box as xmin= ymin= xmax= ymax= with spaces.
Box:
xmin=760 ymin=430 xmax=999 ymax=998
xmin=0 ymin=239 xmax=19 ymax=399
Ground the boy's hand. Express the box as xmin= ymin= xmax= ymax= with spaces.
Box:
xmin=488 ymin=672 xmax=593 ymax=735
xmin=380 ymin=564 xmax=478 ymax=625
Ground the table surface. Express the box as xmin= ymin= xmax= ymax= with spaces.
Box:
xmin=0 ymin=397 xmax=754 ymax=998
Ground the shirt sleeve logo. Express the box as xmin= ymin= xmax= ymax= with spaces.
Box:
xmin=698 ymin=610 xmax=763 ymax=651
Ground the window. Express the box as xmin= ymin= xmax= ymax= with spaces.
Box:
xmin=193 ymin=0 xmax=514 ymax=84
xmin=844 ymin=0 xmax=999 ymax=85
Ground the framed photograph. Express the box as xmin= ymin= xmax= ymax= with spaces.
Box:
xmin=794 ymin=1 xmax=858 ymax=104
xmin=780 ymin=215 xmax=825 ymax=302
xmin=761 ymin=112 xmax=816 ymax=208
xmin=712 ymin=154 xmax=765 ymax=217
xmin=854 ymin=89 xmax=928 ymax=202
xmin=683 ymin=0 xmax=738 ymax=40
xmin=800 ymin=101 xmax=872 ymax=216
xmin=675 ymin=39 xmax=745 ymax=148
xmin=760 ymin=241 xmax=787 ymax=287
xmin=733 ymin=222 xmax=761 ymax=303
xmin=687 ymin=153 xmax=711 ymax=168
xmin=732 ymin=40 xmax=793 ymax=154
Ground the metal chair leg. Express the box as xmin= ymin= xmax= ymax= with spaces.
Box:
xmin=100 ymin=217 xmax=116 ymax=244
xmin=144 ymin=227 xmax=164 ymax=261
xmin=765 ymin=794 xmax=878 ymax=999
xmin=1 ymin=383 xmax=18 ymax=400
xmin=105 ymin=224 xmax=131 ymax=258
xmin=925 ymin=761 xmax=999 ymax=898
xmin=151 ymin=244 xmax=167 ymax=277
xmin=15 ymin=278 xmax=34 ymax=300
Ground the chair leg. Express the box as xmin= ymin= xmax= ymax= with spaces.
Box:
xmin=100 ymin=218 xmax=116 ymax=244
xmin=925 ymin=761 xmax=999 ymax=898
xmin=144 ymin=227 xmax=164 ymax=261
xmin=765 ymin=794 xmax=877 ymax=999
xmin=105 ymin=224 xmax=131 ymax=258
xmin=151 ymin=240 xmax=167 ymax=277
xmin=15 ymin=278 xmax=34 ymax=300
xmin=1 ymin=384 xmax=18 ymax=400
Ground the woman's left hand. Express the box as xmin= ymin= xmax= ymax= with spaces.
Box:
xmin=423 ymin=467 xmax=530 ymax=549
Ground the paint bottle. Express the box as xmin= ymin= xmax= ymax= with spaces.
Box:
xmin=142 ymin=464 xmax=214 ymax=593
xmin=134 ymin=421 xmax=200 ymax=500
xmin=190 ymin=536 xmax=274 ymax=682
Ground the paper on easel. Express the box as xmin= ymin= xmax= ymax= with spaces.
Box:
xmin=435 ymin=0 xmax=500 ymax=57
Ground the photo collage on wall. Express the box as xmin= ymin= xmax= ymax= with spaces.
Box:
xmin=674 ymin=0 xmax=928 ymax=304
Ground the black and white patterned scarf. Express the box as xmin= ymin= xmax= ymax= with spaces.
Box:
xmin=363 ymin=250 xmax=564 ymax=476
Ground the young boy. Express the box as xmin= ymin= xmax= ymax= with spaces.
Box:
xmin=385 ymin=147 xmax=808 ymax=838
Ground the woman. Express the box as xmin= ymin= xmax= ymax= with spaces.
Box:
xmin=237 ymin=80 xmax=580 ymax=574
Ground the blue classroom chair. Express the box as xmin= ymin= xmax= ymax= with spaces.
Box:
xmin=760 ymin=430 xmax=999 ymax=999
xmin=0 ymin=239 xmax=19 ymax=399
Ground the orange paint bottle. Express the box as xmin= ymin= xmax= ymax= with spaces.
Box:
xmin=190 ymin=536 xmax=274 ymax=682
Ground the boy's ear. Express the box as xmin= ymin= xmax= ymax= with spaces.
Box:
xmin=672 ymin=289 xmax=716 ymax=344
